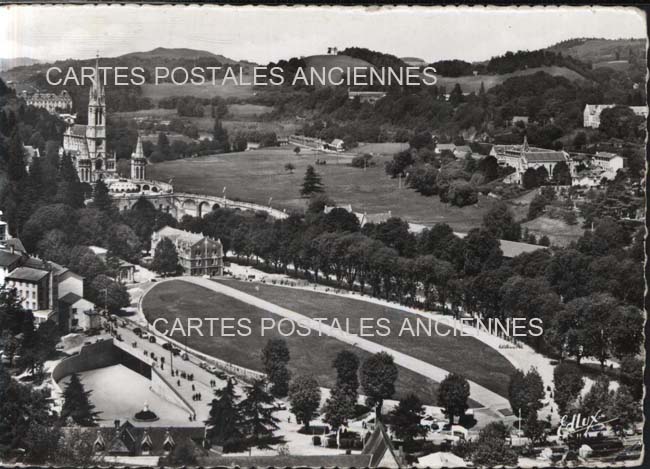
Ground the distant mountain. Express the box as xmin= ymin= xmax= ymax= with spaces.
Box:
xmin=546 ymin=37 xmax=645 ymax=66
xmin=0 ymin=57 xmax=40 ymax=71
xmin=118 ymin=47 xmax=256 ymax=66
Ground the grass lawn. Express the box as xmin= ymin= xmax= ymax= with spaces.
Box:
xmin=148 ymin=148 xmax=501 ymax=232
xmin=216 ymin=279 xmax=516 ymax=398
xmin=142 ymin=280 xmax=447 ymax=404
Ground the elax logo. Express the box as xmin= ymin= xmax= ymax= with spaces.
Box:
xmin=557 ymin=410 xmax=616 ymax=438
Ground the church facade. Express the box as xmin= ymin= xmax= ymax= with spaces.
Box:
xmin=62 ymin=56 xmax=116 ymax=183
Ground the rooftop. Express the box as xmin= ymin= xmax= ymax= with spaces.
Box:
xmin=0 ymin=249 xmax=22 ymax=267
xmin=500 ymin=240 xmax=547 ymax=258
xmin=7 ymin=266 xmax=49 ymax=282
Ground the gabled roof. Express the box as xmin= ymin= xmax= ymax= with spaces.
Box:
xmin=67 ymin=124 xmax=88 ymax=137
xmin=4 ymin=238 xmax=26 ymax=254
xmin=59 ymin=292 xmax=83 ymax=305
xmin=362 ymin=421 xmax=405 ymax=468
xmin=7 ymin=266 xmax=49 ymax=282
xmin=0 ymin=250 xmax=22 ymax=267
xmin=523 ymin=151 xmax=567 ymax=163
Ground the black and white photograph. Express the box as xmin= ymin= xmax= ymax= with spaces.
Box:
xmin=0 ymin=4 xmax=646 ymax=467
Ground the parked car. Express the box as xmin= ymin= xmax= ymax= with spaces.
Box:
xmin=199 ymin=361 xmax=208 ymax=370
xmin=133 ymin=327 xmax=142 ymax=337
xmin=181 ymin=352 xmax=189 ymax=361
xmin=148 ymin=336 xmax=156 ymax=344
xmin=162 ymin=342 xmax=172 ymax=351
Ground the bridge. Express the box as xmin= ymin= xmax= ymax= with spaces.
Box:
xmin=111 ymin=186 xmax=289 ymax=220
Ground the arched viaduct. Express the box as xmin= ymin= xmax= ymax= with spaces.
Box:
xmin=112 ymin=191 xmax=288 ymax=220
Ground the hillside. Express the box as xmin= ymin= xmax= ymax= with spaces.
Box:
xmin=437 ymin=65 xmax=589 ymax=93
xmin=303 ymin=54 xmax=375 ymax=85
xmin=546 ymin=37 xmax=645 ymax=65
xmin=118 ymin=47 xmax=256 ymax=66
xmin=0 ymin=57 xmax=40 ymax=72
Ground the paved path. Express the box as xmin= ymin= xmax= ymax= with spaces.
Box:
xmin=171 ymin=276 xmax=512 ymax=417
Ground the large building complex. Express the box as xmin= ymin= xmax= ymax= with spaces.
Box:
xmin=20 ymin=89 xmax=73 ymax=114
xmin=583 ymin=104 xmax=648 ymax=128
xmin=151 ymin=226 xmax=224 ymax=277
xmin=490 ymin=137 xmax=572 ymax=184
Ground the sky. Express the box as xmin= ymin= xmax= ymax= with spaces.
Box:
xmin=0 ymin=5 xmax=646 ymax=64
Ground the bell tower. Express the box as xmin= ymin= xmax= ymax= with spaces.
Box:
xmin=131 ymin=135 xmax=146 ymax=181
xmin=86 ymin=53 xmax=106 ymax=181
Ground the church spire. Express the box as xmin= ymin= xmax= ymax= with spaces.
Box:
xmin=89 ymin=52 xmax=104 ymax=102
xmin=132 ymin=134 xmax=144 ymax=160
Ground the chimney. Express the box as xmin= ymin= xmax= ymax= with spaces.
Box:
xmin=114 ymin=419 xmax=120 ymax=429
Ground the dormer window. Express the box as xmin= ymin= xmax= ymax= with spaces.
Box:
xmin=162 ymin=432 xmax=175 ymax=453
xmin=93 ymin=432 xmax=106 ymax=453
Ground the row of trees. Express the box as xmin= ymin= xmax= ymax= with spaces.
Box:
xmin=175 ymin=193 xmax=643 ymax=371
xmin=262 ymin=338 xmax=472 ymax=439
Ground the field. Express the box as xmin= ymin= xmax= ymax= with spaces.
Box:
xmin=141 ymin=82 xmax=255 ymax=102
xmin=523 ymin=216 xmax=585 ymax=247
xmin=436 ymin=66 xmax=588 ymax=93
xmin=148 ymin=148 xmax=501 ymax=232
xmin=142 ymin=280 xmax=448 ymax=404
xmin=216 ymin=279 xmax=516 ymax=398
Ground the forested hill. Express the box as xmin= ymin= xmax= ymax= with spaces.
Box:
xmin=546 ymin=37 xmax=646 ymax=66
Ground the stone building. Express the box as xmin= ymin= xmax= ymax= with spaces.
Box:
xmin=583 ymin=104 xmax=648 ymax=128
xmin=62 ymin=55 xmax=116 ymax=183
xmin=151 ymin=226 xmax=224 ymax=276
xmin=21 ymin=89 xmax=73 ymax=113
xmin=490 ymin=136 xmax=571 ymax=184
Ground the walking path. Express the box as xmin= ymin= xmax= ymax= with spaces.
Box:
xmin=168 ymin=276 xmax=512 ymax=418
xmin=222 ymin=265 xmax=561 ymax=423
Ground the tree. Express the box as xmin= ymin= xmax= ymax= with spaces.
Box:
xmin=360 ymin=352 xmax=398 ymax=412
xmin=239 ymin=379 xmax=282 ymax=452
xmin=608 ymin=385 xmax=641 ymax=433
xmin=522 ymin=168 xmax=539 ymax=189
xmin=580 ymin=375 xmax=612 ymax=419
xmin=472 ymin=421 xmax=517 ymax=467
xmin=553 ymin=362 xmax=584 ymax=415
xmin=213 ymin=118 xmax=230 ymax=152
xmin=437 ymin=373 xmax=470 ymax=424
xmin=284 ymin=162 xmax=295 ymax=174
xmin=60 ymin=373 xmax=99 ymax=426
xmin=300 ymin=165 xmax=324 ymax=196
xmin=322 ymin=383 xmax=356 ymax=430
xmin=523 ymin=411 xmax=546 ymax=445
xmin=261 ymin=339 xmax=291 ymax=398
xmin=205 ymin=378 xmax=243 ymax=449
xmin=91 ymin=179 xmax=114 ymax=214
xmin=168 ymin=443 xmax=198 ymax=465
xmin=333 ymin=350 xmax=359 ymax=397
xmin=288 ymin=375 xmax=321 ymax=430
xmin=482 ymin=202 xmax=521 ymax=241
xmin=293 ymin=146 xmax=301 ymax=155
xmin=508 ymin=368 xmax=544 ymax=420
xmin=107 ymin=224 xmax=142 ymax=263
xmin=151 ymin=237 xmax=180 ymax=275
xmin=389 ymin=394 xmax=426 ymax=444
xmin=56 ymin=152 xmax=85 ymax=209
xmin=552 ymin=161 xmax=571 ymax=185
xmin=88 ymin=275 xmax=129 ymax=313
